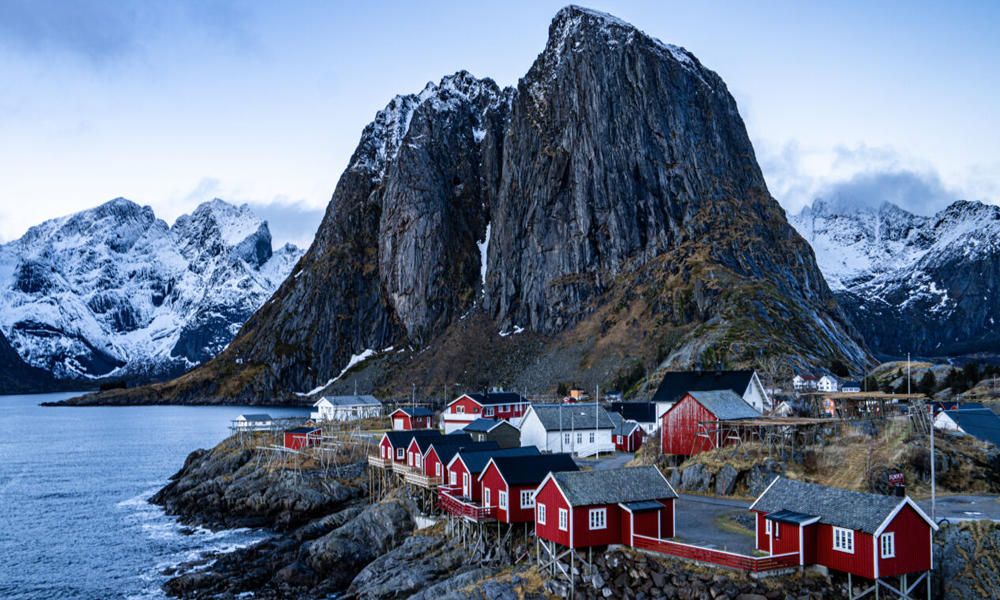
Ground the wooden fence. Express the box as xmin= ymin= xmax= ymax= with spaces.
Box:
xmin=632 ymin=534 xmax=799 ymax=573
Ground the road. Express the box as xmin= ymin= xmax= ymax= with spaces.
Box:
xmin=574 ymin=452 xmax=633 ymax=470
xmin=673 ymin=494 xmax=756 ymax=554
xmin=918 ymin=495 xmax=1000 ymax=523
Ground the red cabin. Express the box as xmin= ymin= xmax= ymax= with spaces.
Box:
xmin=613 ymin=419 xmax=645 ymax=453
xmin=478 ymin=454 xmax=579 ymax=523
xmin=534 ymin=466 xmax=677 ymax=549
xmin=424 ymin=440 xmax=497 ymax=483
xmin=391 ymin=407 xmax=435 ymax=430
xmin=284 ymin=426 xmax=321 ymax=450
xmin=750 ymin=478 xmax=937 ymax=583
xmin=405 ymin=433 xmax=472 ymax=472
xmin=660 ymin=390 xmax=760 ymax=456
xmin=445 ymin=446 xmax=540 ymax=501
xmin=442 ymin=391 xmax=530 ymax=433
xmin=377 ymin=430 xmax=441 ymax=464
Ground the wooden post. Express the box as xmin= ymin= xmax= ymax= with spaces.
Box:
xmin=570 ymin=550 xmax=575 ymax=600
xmin=848 ymin=573 xmax=852 ymax=599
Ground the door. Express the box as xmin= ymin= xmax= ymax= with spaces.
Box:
xmin=394 ymin=418 xmax=404 ymax=430
xmin=463 ymin=473 xmax=470 ymax=497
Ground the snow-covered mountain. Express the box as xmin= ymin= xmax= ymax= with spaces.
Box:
xmin=790 ymin=199 xmax=1000 ymax=357
xmin=0 ymin=198 xmax=302 ymax=380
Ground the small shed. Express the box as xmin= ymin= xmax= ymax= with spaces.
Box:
xmin=479 ymin=453 xmax=579 ymax=523
xmin=751 ymin=478 xmax=937 ymax=579
xmin=391 ymin=407 xmax=435 ymax=430
xmin=284 ymin=426 xmax=321 ymax=450
xmin=660 ymin=390 xmax=761 ymax=456
xmin=609 ymin=401 xmax=658 ymax=434
xmin=534 ymin=466 xmax=677 ymax=550
xmin=462 ymin=418 xmax=521 ymax=448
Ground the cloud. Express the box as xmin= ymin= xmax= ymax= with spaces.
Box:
xmin=246 ymin=198 xmax=325 ymax=251
xmin=814 ymin=170 xmax=958 ymax=216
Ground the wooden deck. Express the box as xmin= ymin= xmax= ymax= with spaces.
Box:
xmin=367 ymin=455 xmax=390 ymax=468
xmin=404 ymin=470 xmax=441 ymax=489
xmin=632 ymin=534 xmax=799 ymax=573
xmin=438 ymin=485 xmax=495 ymax=521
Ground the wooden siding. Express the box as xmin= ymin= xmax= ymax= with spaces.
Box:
xmin=816 ymin=523 xmax=875 ymax=578
xmin=769 ymin=519 xmax=800 ymax=556
xmin=878 ymin=504 xmax=932 ymax=576
xmin=661 ymin=394 xmax=717 ymax=456
xmin=535 ymin=479 xmax=572 ymax=547
xmin=755 ymin=512 xmax=770 ymax=553
xmin=802 ymin=523 xmax=817 ymax=566
xmin=423 ymin=448 xmax=448 ymax=483
xmin=614 ymin=428 xmax=645 ymax=453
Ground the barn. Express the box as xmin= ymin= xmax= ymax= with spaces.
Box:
xmin=534 ymin=466 xmax=677 ymax=549
xmin=377 ymin=430 xmax=441 ymax=464
xmin=660 ymin=390 xmax=761 ymax=456
xmin=284 ymin=426 xmax=321 ymax=450
xmin=462 ymin=418 xmax=521 ymax=448
xmin=479 ymin=453 xmax=578 ymax=523
xmin=442 ymin=391 xmax=531 ymax=433
xmin=751 ymin=478 xmax=937 ymax=581
xmin=391 ymin=407 xmax=435 ymax=430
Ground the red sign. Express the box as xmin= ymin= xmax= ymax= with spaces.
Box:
xmin=888 ymin=472 xmax=905 ymax=486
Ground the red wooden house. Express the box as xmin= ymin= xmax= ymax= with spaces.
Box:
xmin=405 ymin=433 xmax=472 ymax=472
xmin=611 ymin=415 xmax=645 ymax=453
xmin=442 ymin=391 xmax=530 ymax=433
xmin=391 ymin=407 xmax=435 ymax=430
xmin=284 ymin=426 xmax=321 ymax=450
xmin=534 ymin=466 xmax=677 ymax=550
xmin=479 ymin=453 xmax=578 ymax=523
xmin=660 ymin=390 xmax=760 ymax=456
xmin=376 ymin=430 xmax=441 ymax=464
xmin=445 ymin=446 xmax=541 ymax=501
xmin=750 ymin=478 xmax=937 ymax=583
xmin=423 ymin=440 xmax=498 ymax=484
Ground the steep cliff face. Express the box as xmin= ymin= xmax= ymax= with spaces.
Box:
xmin=72 ymin=6 xmax=868 ymax=405
xmin=791 ymin=199 xmax=1000 ymax=358
xmin=0 ymin=328 xmax=66 ymax=393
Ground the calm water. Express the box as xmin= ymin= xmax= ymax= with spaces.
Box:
xmin=0 ymin=392 xmax=310 ymax=600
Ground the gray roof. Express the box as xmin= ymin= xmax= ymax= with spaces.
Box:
xmin=317 ymin=395 xmax=381 ymax=407
xmin=751 ymin=478 xmax=904 ymax=534
xmin=686 ymin=390 xmax=761 ymax=421
xmin=551 ymin=466 xmax=677 ymax=507
xmin=394 ymin=406 xmax=434 ymax=418
xmin=529 ymin=404 xmax=616 ymax=431
xmin=613 ymin=419 xmax=640 ymax=437
xmin=238 ymin=413 xmax=272 ymax=421
xmin=463 ymin=418 xmax=514 ymax=433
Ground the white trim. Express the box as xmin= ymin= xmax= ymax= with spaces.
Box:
xmin=832 ymin=527 xmax=855 ymax=554
xmin=930 ymin=527 xmax=934 ymax=569
xmin=658 ymin=509 xmax=662 ymax=539
xmin=798 ymin=525 xmax=804 ymax=566
xmin=748 ymin=476 xmax=782 ymax=512
xmin=537 ymin=502 xmax=546 ymax=525
xmin=559 ymin=508 xmax=569 ymax=531
xmin=484 ymin=487 xmax=491 ymax=508
xmin=873 ymin=534 xmax=879 ymax=578
xmin=765 ymin=519 xmax=772 ymax=535
xmin=588 ymin=508 xmax=606 ymax=530
xmin=880 ymin=532 xmax=895 ymax=558
xmin=499 ymin=490 xmax=508 ymax=511
xmin=520 ymin=489 xmax=535 ymax=509
xmin=873 ymin=497 xmax=939 ymax=536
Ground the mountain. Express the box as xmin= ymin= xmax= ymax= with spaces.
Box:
xmin=72 ymin=6 xmax=868 ymax=405
xmin=790 ymin=199 xmax=1000 ymax=358
xmin=0 ymin=328 xmax=72 ymax=393
xmin=0 ymin=198 xmax=302 ymax=384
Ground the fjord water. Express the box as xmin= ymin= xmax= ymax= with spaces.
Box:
xmin=0 ymin=392 xmax=310 ymax=599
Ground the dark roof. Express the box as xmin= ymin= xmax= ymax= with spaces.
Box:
xmin=650 ymin=370 xmax=755 ymax=405
xmin=317 ymin=395 xmax=381 ymax=407
xmin=463 ymin=391 xmax=529 ymax=406
xmin=286 ymin=426 xmax=320 ymax=434
xmin=463 ymin=418 xmax=516 ymax=433
xmin=751 ymin=478 xmax=904 ymax=534
xmin=413 ymin=433 xmax=471 ymax=453
xmin=610 ymin=401 xmax=657 ymax=424
xmin=685 ymin=390 xmax=761 ymax=421
xmin=621 ymin=500 xmax=666 ymax=513
xmin=842 ymin=382 xmax=862 ymax=389
xmin=238 ymin=413 xmax=272 ymax=421
xmin=454 ymin=446 xmax=541 ymax=473
xmin=942 ymin=408 xmax=1000 ymax=447
xmin=486 ymin=453 xmax=579 ymax=486
xmin=393 ymin=406 xmax=434 ymax=417
xmin=550 ymin=466 xmax=677 ymax=507
xmin=429 ymin=441 xmax=500 ymax=464
xmin=612 ymin=418 xmax=640 ymax=437
xmin=383 ymin=429 xmax=441 ymax=448
xmin=930 ymin=401 xmax=986 ymax=412
xmin=528 ymin=404 xmax=616 ymax=431
xmin=766 ymin=509 xmax=818 ymax=525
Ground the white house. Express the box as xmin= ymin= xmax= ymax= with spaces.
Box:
xmin=233 ymin=414 xmax=272 ymax=430
xmin=518 ymin=403 xmax=615 ymax=457
xmin=792 ymin=374 xmax=818 ymax=392
xmin=817 ymin=375 xmax=840 ymax=393
xmin=311 ymin=395 xmax=382 ymax=422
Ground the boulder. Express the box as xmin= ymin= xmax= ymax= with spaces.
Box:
xmin=714 ymin=464 xmax=739 ymax=496
xmin=679 ymin=464 xmax=713 ymax=493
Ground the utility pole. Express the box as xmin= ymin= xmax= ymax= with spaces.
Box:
xmin=412 ymin=383 xmax=415 ymax=406
xmin=931 ymin=401 xmax=936 ymax=522
xmin=595 ymin=385 xmax=600 ymax=457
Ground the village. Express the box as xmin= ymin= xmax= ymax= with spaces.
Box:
xmin=224 ymin=366 xmax=1000 ymax=600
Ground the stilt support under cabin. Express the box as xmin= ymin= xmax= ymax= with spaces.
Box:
xmin=846 ymin=571 xmax=931 ymax=600
xmin=536 ymin=540 xmax=595 ymax=598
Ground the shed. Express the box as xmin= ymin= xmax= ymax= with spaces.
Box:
xmin=391 ymin=407 xmax=435 ymax=430
xmin=609 ymin=401 xmax=658 ymax=434
xmin=284 ymin=426 xmax=321 ymax=450
xmin=462 ymin=418 xmax=521 ymax=448
xmin=534 ymin=466 xmax=677 ymax=549
xmin=660 ymin=390 xmax=761 ymax=456
xmin=234 ymin=413 xmax=273 ymax=430
xmin=750 ymin=477 xmax=937 ymax=577
xmin=610 ymin=414 xmax=645 ymax=453
xmin=479 ymin=453 xmax=579 ymax=523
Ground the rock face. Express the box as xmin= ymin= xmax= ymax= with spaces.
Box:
xmin=790 ymin=199 xmax=1000 ymax=359
xmin=934 ymin=522 xmax=1000 ymax=599
xmin=74 ymin=6 xmax=868 ymax=405
xmin=0 ymin=328 xmax=67 ymax=393
xmin=0 ymin=198 xmax=302 ymax=382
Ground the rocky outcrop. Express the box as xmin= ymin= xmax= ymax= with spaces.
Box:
xmin=934 ymin=522 xmax=1000 ymax=599
xmin=71 ymin=6 xmax=869 ymax=406
xmin=0 ymin=328 xmax=74 ymax=393
xmin=669 ymin=459 xmax=785 ymax=497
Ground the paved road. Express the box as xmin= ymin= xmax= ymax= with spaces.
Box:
xmin=673 ymin=494 xmax=757 ymax=554
xmin=918 ymin=495 xmax=1000 ymax=523
xmin=574 ymin=452 xmax=633 ymax=470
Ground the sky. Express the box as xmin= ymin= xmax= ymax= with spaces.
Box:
xmin=0 ymin=1 xmax=998 ymax=248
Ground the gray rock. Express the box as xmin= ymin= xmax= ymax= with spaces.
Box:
xmin=747 ymin=460 xmax=785 ymax=497
xmin=714 ymin=465 xmax=738 ymax=496
xmin=679 ymin=464 xmax=713 ymax=493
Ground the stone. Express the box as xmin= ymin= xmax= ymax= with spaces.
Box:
xmin=714 ymin=464 xmax=739 ymax=496
xmin=680 ymin=464 xmax=713 ymax=493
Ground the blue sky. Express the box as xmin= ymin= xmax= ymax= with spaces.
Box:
xmin=1 ymin=1 xmax=997 ymax=247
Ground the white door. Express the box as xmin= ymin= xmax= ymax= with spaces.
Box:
xmin=463 ymin=473 xmax=470 ymax=497
xmin=394 ymin=418 xmax=404 ymax=430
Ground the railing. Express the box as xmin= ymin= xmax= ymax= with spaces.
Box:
xmin=367 ymin=454 xmax=391 ymax=468
xmin=574 ymin=442 xmax=616 ymax=458
xmin=632 ymin=535 xmax=799 ymax=573
xmin=405 ymin=470 xmax=441 ymax=488
xmin=392 ymin=461 xmax=417 ymax=475
xmin=437 ymin=487 xmax=496 ymax=520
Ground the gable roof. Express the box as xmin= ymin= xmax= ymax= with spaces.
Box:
xmin=383 ymin=429 xmax=441 ymax=448
xmin=795 ymin=374 xmax=817 ymax=381
xmin=461 ymin=391 xmax=529 ymax=407
xmin=412 ymin=433 xmax=472 ymax=453
xmin=527 ymin=404 xmax=616 ymax=431
xmin=940 ymin=408 xmax=1000 ymax=447
xmin=314 ymin=395 xmax=381 ymax=408
xmin=613 ymin=419 xmax=641 ymax=437
xmin=684 ymin=390 xmax=761 ymax=421
xmin=428 ymin=440 xmax=499 ymax=464
xmin=549 ymin=466 xmax=677 ymax=507
xmin=484 ymin=453 xmax=579 ymax=486
xmin=610 ymin=401 xmax=657 ymax=424
xmin=463 ymin=418 xmax=516 ymax=433
xmin=749 ymin=477 xmax=935 ymax=534
xmin=237 ymin=413 xmax=272 ymax=421
xmin=452 ymin=446 xmax=541 ymax=474
xmin=930 ymin=401 xmax=986 ymax=412
xmin=393 ymin=406 xmax=434 ymax=418
xmin=286 ymin=426 xmax=320 ymax=434
xmin=650 ymin=370 xmax=756 ymax=405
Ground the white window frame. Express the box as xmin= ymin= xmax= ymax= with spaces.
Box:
xmin=450 ymin=471 xmax=457 ymax=486
xmin=521 ymin=490 xmax=535 ymax=509
xmin=396 ymin=448 xmax=404 ymax=460
xmin=485 ymin=407 xmax=494 ymax=417
xmin=457 ymin=406 xmax=465 ymax=413
xmin=880 ymin=532 xmax=895 ymax=558
xmin=415 ymin=454 xmax=421 ymax=468
xmin=589 ymin=432 xmax=595 ymax=444
xmin=564 ymin=433 xmax=571 ymax=445
xmin=559 ymin=508 xmax=569 ymax=531
xmin=436 ymin=463 xmax=441 ymax=477
xmin=537 ymin=503 xmax=546 ymax=525
xmin=589 ymin=508 xmax=607 ymax=530
xmin=499 ymin=491 xmax=508 ymax=510
xmin=484 ymin=487 xmax=491 ymax=507
xmin=833 ymin=527 xmax=855 ymax=554
xmin=765 ymin=519 xmax=772 ymax=535
xmin=576 ymin=433 xmax=582 ymax=444
xmin=773 ymin=521 xmax=780 ymax=539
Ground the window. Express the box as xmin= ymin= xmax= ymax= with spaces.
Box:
xmin=396 ymin=448 xmax=404 ymax=460
xmin=880 ymin=533 xmax=895 ymax=558
xmin=499 ymin=491 xmax=508 ymax=510
xmin=589 ymin=508 xmax=607 ymax=530
xmin=485 ymin=407 xmax=494 ymax=417
xmin=484 ymin=488 xmax=491 ymax=507
xmin=765 ymin=519 xmax=772 ymax=535
xmin=576 ymin=433 xmax=582 ymax=444
xmin=450 ymin=471 xmax=457 ymax=486
xmin=564 ymin=433 xmax=570 ymax=445
xmin=617 ymin=436 xmax=622 ymax=443
xmin=415 ymin=454 xmax=421 ymax=469
xmin=474 ymin=407 xmax=480 ymax=413
xmin=559 ymin=508 xmax=569 ymax=531
xmin=589 ymin=432 xmax=595 ymax=444
xmin=436 ymin=463 xmax=441 ymax=477
xmin=457 ymin=406 xmax=465 ymax=414
xmin=773 ymin=522 xmax=780 ymax=539
xmin=537 ymin=503 xmax=546 ymax=525
xmin=521 ymin=490 xmax=535 ymax=509
xmin=500 ymin=404 xmax=507 ymax=412
xmin=833 ymin=527 xmax=854 ymax=553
